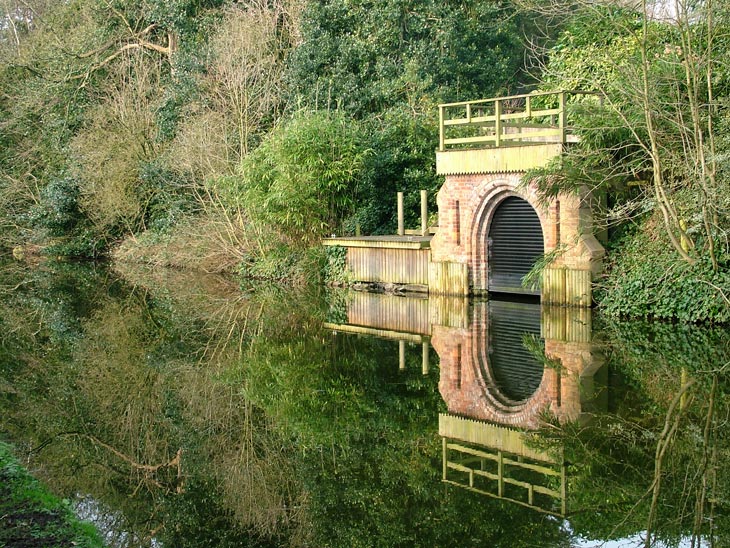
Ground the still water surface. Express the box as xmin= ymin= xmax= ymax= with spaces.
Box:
xmin=0 ymin=261 xmax=727 ymax=547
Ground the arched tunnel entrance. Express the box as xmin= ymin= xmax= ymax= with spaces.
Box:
xmin=488 ymin=196 xmax=544 ymax=295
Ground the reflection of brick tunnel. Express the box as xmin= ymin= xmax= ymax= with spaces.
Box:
xmin=484 ymin=299 xmax=543 ymax=403
xmin=433 ymin=300 xmax=605 ymax=429
xmin=322 ymin=290 xmax=606 ymax=428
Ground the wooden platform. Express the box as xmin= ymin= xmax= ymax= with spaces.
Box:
xmin=324 ymin=235 xmax=434 ymax=288
xmin=323 ymin=235 xmax=431 ymax=249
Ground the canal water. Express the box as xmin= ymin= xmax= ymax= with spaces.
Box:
xmin=0 ymin=260 xmax=727 ymax=547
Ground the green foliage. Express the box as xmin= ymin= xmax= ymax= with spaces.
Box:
xmin=599 ymin=316 xmax=730 ymax=384
xmin=25 ymin=178 xmax=111 ymax=259
xmin=520 ymin=244 xmax=567 ymax=291
xmin=284 ymin=0 xmax=534 ymax=239
xmin=353 ymin=107 xmax=442 ymax=234
xmin=233 ymin=110 xmax=370 ymax=246
xmin=541 ymin=6 xmax=645 ymax=94
xmin=43 ymin=228 xmax=110 ymax=259
xmin=239 ymin=245 xmax=326 ymax=286
xmin=323 ymin=245 xmax=349 ymax=285
xmin=0 ymin=0 xmax=244 ymax=256
xmin=29 ymin=177 xmax=82 ymax=236
xmin=288 ymin=0 xmax=529 ymax=115
xmin=530 ymin=3 xmax=730 ymax=320
xmin=138 ymin=159 xmax=199 ymax=232
xmin=597 ymin=220 xmax=730 ymax=322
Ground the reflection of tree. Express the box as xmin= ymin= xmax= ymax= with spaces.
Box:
xmin=535 ymin=319 xmax=730 ymax=546
xmin=0 ymin=262 xmax=307 ymax=546
xmin=243 ymin=319 xmax=571 ymax=547
xmin=6 ymin=262 xmax=727 ymax=547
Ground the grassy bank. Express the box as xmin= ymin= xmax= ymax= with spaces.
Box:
xmin=0 ymin=442 xmax=104 ymax=548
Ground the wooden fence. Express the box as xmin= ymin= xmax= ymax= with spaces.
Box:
xmin=438 ymin=90 xmax=600 ymax=151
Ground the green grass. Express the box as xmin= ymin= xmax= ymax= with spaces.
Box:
xmin=0 ymin=441 xmax=105 ymax=548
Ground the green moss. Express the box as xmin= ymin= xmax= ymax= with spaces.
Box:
xmin=0 ymin=442 xmax=105 ymax=548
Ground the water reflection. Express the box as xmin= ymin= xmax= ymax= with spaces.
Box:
xmin=1 ymin=262 xmax=728 ymax=547
xmin=324 ymin=289 xmax=729 ymax=546
xmin=326 ymin=291 xmax=609 ymax=517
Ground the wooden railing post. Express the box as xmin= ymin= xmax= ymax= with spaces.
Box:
xmin=421 ymin=341 xmax=429 ymax=375
xmin=397 ymin=192 xmax=404 ymax=236
xmin=494 ymin=99 xmax=502 ymax=147
xmin=560 ymin=462 xmax=567 ymax=516
xmin=420 ymin=189 xmax=428 ymax=236
xmin=438 ymin=105 xmax=445 ymax=151
xmin=442 ymin=438 xmax=448 ymax=480
xmin=558 ymin=91 xmax=567 ymax=143
xmin=399 ymin=339 xmax=406 ymax=370
xmin=497 ymin=450 xmax=504 ymax=496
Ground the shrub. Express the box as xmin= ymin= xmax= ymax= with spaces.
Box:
xmin=29 ymin=176 xmax=82 ymax=236
xmin=229 ymin=110 xmax=370 ymax=247
xmin=597 ymin=220 xmax=730 ymax=323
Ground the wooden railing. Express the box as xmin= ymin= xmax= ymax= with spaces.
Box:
xmin=438 ymin=90 xmax=599 ymax=151
xmin=439 ymin=413 xmax=566 ymax=516
xmin=442 ymin=438 xmax=567 ymax=516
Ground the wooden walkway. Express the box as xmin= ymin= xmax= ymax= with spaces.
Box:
xmin=323 ymin=235 xmax=431 ymax=249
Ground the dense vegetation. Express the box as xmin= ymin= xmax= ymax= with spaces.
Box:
xmin=523 ymin=2 xmax=730 ymax=321
xmin=0 ymin=0 xmax=727 ymax=319
xmin=0 ymin=0 xmax=528 ymax=277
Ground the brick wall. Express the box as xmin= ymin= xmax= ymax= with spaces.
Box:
xmin=430 ymin=172 xmax=604 ymax=294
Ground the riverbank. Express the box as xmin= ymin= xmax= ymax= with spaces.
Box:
xmin=0 ymin=442 xmax=104 ymax=548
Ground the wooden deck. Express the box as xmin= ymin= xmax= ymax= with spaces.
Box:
xmin=322 ymin=235 xmax=431 ymax=249
xmin=325 ymin=235 xmax=433 ymax=288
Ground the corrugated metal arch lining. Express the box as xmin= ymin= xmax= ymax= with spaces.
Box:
xmin=488 ymin=196 xmax=544 ymax=295
xmin=487 ymin=299 xmax=544 ymax=404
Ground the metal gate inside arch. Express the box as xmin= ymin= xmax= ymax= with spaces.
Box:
xmin=487 ymin=196 xmax=544 ymax=295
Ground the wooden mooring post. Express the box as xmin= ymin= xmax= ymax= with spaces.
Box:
xmin=397 ymin=192 xmax=405 ymax=236
xmin=396 ymin=190 xmax=429 ymax=236
xmin=421 ymin=190 xmax=428 ymax=236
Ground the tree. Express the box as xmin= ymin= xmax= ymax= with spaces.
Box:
xmin=288 ymin=0 xmax=530 ymax=115
xmin=518 ymin=0 xmax=730 ymax=320
xmin=233 ymin=110 xmax=370 ymax=247
xmin=526 ymin=0 xmax=729 ymax=266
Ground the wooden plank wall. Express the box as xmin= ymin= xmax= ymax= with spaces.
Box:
xmin=429 ymin=261 xmax=469 ymax=296
xmin=438 ymin=414 xmax=558 ymax=463
xmin=347 ymin=248 xmax=429 ymax=285
xmin=347 ymin=292 xmax=431 ymax=335
xmin=542 ymin=268 xmax=592 ymax=306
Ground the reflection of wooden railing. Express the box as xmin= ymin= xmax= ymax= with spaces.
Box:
xmin=438 ymin=90 xmax=599 ymax=151
xmin=440 ymin=414 xmax=567 ymax=516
